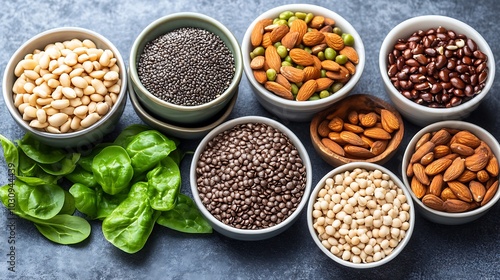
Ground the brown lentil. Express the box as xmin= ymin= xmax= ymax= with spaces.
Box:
xmin=137 ymin=27 xmax=235 ymax=106
xmin=195 ymin=122 xmax=307 ymax=229
xmin=387 ymin=26 xmax=488 ymax=108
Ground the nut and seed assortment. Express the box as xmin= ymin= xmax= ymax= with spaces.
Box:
xmin=312 ymin=168 xmax=411 ymax=264
xmin=195 ymin=122 xmax=307 ymax=229
xmin=407 ymin=128 xmax=499 ymax=212
xmin=137 ymin=27 xmax=235 ymax=106
xmin=11 ymin=38 xmax=121 ymax=133
xmin=317 ymin=106 xmax=401 ymax=160
xmin=387 ymin=26 xmax=489 ymax=108
xmin=249 ymin=10 xmax=359 ymax=101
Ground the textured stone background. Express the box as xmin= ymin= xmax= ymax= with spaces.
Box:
xmin=0 ymin=0 xmax=499 ymax=279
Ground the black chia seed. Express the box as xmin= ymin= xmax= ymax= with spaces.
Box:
xmin=137 ymin=27 xmax=235 ymax=106
xmin=195 ymin=122 xmax=307 ymax=230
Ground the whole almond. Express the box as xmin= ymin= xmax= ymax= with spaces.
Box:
xmin=430 ymin=129 xmax=452 ymax=145
xmin=324 ymin=33 xmax=344 ymax=50
xmin=275 ymin=74 xmax=292 ymax=91
xmin=253 ymin=70 xmax=267 ymax=84
xmin=325 ymin=69 xmax=350 ymax=80
xmin=411 ymin=176 xmax=427 ymax=199
xmin=280 ymin=66 xmax=304 ymax=84
xmin=415 ymin=132 xmax=431 ymax=150
xmin=422 ymin=194 xmax=445 ymax=211
xmin=429 ymin=174 xmax=444 ymax=196
xmin=315 ymin=77 xmax=334 ymax=91
xmin=413 ymin=163 xmax=430 ymax=185
xmin=443 ymin=199 xmax=470 ymax=213
xmin=486 ymin=155 xmax=499 ymax=177
xmin=469 ymin=180 xmax=486 ymax=202
xmin=450 ymin=142 xmax=475 ymax=156
xmin=481 ymin=180 xmax=498 ymax=206
xmin=321 ymin=138 xmax=345 ymax=156
xmin=309 ymin=15 xmax=325 ymax=29
xmin=296 ymin=79 xmax=317 ymax=101
xmin=321 ymin=60 xmax=341 ymax=71
xmin=265 ymin=45 xmax=282 ymax=73
xmin=361 ymin=135 xmax=375 ymax=147
xmin=451 ymin=130 xmax=481 ymax=148
xmin=317 ymin=120 xmax=331 ymax=137
xmin=443 ymin=157 xmax=465 ymax=182
xmin=347 ymin=111 xmax=358 ymax=125
xmin=250 ymin=56 xmax=265 ymax=70
xmin=261 ymin=32 xmax=273 ymax=48
xmin=360 ymin=112 xmax=378 ymax=128
xmin=380 ymin=109 xmax=400 ymax=133
xmin=264 ymin=81 xmax=293 ymax=100
xmin=303 ymin=66 xmax=321 ymax=81
xmin=340 ymin=130 xmax=366 ymax=146
xmin=289 ymin=19 xmax=307 ymax=46
xmin=328 ymin=132 xmax=346 ymax=145
xmin=269 ymin=24 xmax=289 ymax=43
xmin=424 ymin=157 xmax=453 ymax=176
xmin=343 ymin=123 xmax=364 ymax=134
xmin=447 ymin=181 xmax=473 ymax=202
xmin=465 ymin=150 xmax=489 ymax=172
xmin=476 ymin=170 xmax=490 ymax=183
xmin=440 ymin=187 xmax=458 ymax=201
xmin=433 ymin=145 xmax=451 ymax=158
xmin=457 ymin=169 xmax=477 ymax=183
xmin=370 ymin=140 xmax=388 ymax=156
xmin=289 ymin=48 xmax=315 ymax=66
xmin=281 ymin=31 xmax=299 ymax=50
xmin=344 ymin=145 xmax=375 ymax=159
xmin=420 ymin=152 xmax=435 ymax=166
xmin=339 ymin=46 xmax=359 ymax=64
xmin=302 ymin=30 xmax=325 ymax=46
xmin=344 ymin=61 xmax=356 ymax=75
xmin=410 ymin=141 xmax=435 ymax=163
xmin=250 ymin=21 xmax=264 ymax=47
xmin=328 ymin=117 xmax=344 ymax=132
xmin=363 ymin=127 xmax=391 ymax=140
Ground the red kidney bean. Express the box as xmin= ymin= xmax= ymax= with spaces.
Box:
xmin=386 ymin=26 xmax=489 ymax=108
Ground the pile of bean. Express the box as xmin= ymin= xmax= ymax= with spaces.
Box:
xmin=195 ymin=122 xmax=307 ymax=229
xmin=312 ymin=168 xmax=411 ymax=264
xmin=137 ymin=27 xmax=235 ymax=106
xmin=11 ymin=39 xmax=121 ymax=133
xmin=387 ymin=26 xmax=488 ymax=108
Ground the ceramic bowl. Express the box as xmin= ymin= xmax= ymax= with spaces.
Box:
xmin=379 ymin=15 xmax=495 ymax=127
xmin=129 ymin=12 xmax=243 ymax=126
xmin=128 ymin=75 xmax=237 ymax=140
xmin=310 ymin=94 xmax=404 ymax=167
xmin=401 ymin=120 xmax=500 ymax=225
xmin=190 ymin=116 xmax=312 ymax=241
xmin=242 ymin=4 xmax=365 ymax=122
xmin=307 ymin=162 xmax=415 ymax=268
xmin=2 ymin=27 xmax=127 ymax=150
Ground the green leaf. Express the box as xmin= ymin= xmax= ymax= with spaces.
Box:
xmin=0 ymin=134 xmax=19 ymax=175
xmin=147 ymin=157 xmax=181 ymax=211
xmin=69 ymin=183 xmax=98 ymax=219
xmin=15 ymin=180 xmax=65 ymax=220
xmin=34 ymin=214 xmax=91 ymax=245
xmin=92 ymin=146 xmax=134 ymax=195
xmin=16 ymin=133 xmax=66 ymax=164
xmin=65 ymin=165 xmax=98 ymax=188
xmin=126 ymin=130 xmax=176 ymax=174
xmin=59 ymin=190 xmax=76 ymax=215
xmin=157 ymin=194 xmax=212 ymax=234
xmin=113 ymin=124 xmax=151 ymax=148
xmin=39 ymin=152 xmax=80 ymax=176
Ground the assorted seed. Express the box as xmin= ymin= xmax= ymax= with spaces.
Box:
xmin=195 ymin=122 xmax=307 ymax=229
xmin=249 ymin=10 xmax=359 ymax=101
xmin=312 ymin=168 xmax=411 ymax=264
xmin=137 ymin=27 xmax=235 ymax=106
xmin=387 ymin=26 xmax=489 ymax=108
xmin=11 ymin=38 xmax=121 ymax=133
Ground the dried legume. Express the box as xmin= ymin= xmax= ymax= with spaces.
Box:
xmin=387 ymin=26 xmax=488 ymax=108
xmin=312 ymin=168 xmax=411 ymax=264
xmin=196 ymin=122 xmax=307 ymax=229
xmin=137 ymin=27 xmax=235 ymax=106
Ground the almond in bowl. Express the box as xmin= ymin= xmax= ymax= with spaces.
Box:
xmin=401 ymin=120 xmax=500 ymax=225
xmin=310 ymin=94 xmax=404 ymax=167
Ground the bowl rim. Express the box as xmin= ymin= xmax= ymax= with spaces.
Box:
xmin=241 ymin=4 xmax=366 ymax=109
xmin=189 ymin=115 xmax=313 ymax=238
xmin=128 ymin=12 xmax=243 ymax=112
xmin=307 ymin=161 xmax=415 ymax=269
xmin=378 ymin=15 xmax=496 ymax=114
xmin=401 ymin=120 xmax=500 ymax=219
xmin=2 ymin=26 xmax=128 ymax=139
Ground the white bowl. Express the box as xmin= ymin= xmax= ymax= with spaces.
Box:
xmin=307 ymin=162 xmax=415 ymax=268
xmin=2 ymin=27 xmax=127 ymax=150
xmin=190 ymin=116 xmax=312 ymax=241
xmin=402 ymin=121 xmax=500 ymax=225
xmin=242 ymin=4 xmax=365 ymax=122
xmin=379 ymin=15 xmax=495 ymax=127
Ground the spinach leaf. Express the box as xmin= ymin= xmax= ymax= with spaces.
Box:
xmin=18 ymin=149 xmax=38 ymax=177
xmin=102 ymin=181 xmax=160 ymax=254
xmin=125 ymin=130 xmax=176 ymax=174
xmin=59 ymin=190 xmax=76 ymax=215
xmin=157 ymin=193 xmax=212 ymax=234
xmin=147 ymin=156 xmax=181 ymax=211
xmin=77 ymin=143 xmax=111 ymax=172
xmin=113 ymin=124 xmax=150 ymax=148
xmin=15 ymin=180 xmax=65 ymax=220
xmin=65 ymin=165 xmax=98 ymax=188
xmin=96 ymin=188 xmax=128 ymax=220
xmin=16 ymin=133 xmax=66 ymax=164
xmin=69 ymin=183 xmax=98 ymax=219
xmin=0 ymin=134 xmax=19 ymax=175
xmin=39 ymin=152 xmax=80 ymax=176
xmin=92 ymin=145 xmax=134 ymax=195
xmin=34 ymin=214 xmax=91 ymax=245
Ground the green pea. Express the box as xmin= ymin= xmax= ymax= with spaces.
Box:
xmin=305 ymin=13 xmax=314 ymax=24
xmin=343 ymin=33 xmax=355 ymax=46
xmin=333 ymin=27 xmax=342 ymax=35
xmin=331 ymin=82 xmax=344 ymax=93
xmin=279 ymin=11 xmax=294 ymax=20
xmin=324 ymin=48 xmax=336 ymax=60
xmin=317 ymin=51 xmax=325 ymax=61
xmin=291 ymin=84 xmax=299 ymax=95
xmin=287 ymin=16 xmax=297 ymax=26
xmin=304 ymin=47 xmax=312 ymax=54
xmin=295 ymin=12 xmax=307 ymax=20
xmin=281 ymin=61 xmax=293 ymax=67
xmin=295 ymin=81 xmax=303 ymax=87
xmin=250 ymin=52 xmax=256 ymax=60
xmin=252 ymin=46 xmax=265 ymax=56
xmin=274 ymin=42 xmax=282 ymax=48
xmin=308 ymin=94 xmax=320 ymax=101
xmin=266 ymin=69 xmax=277 ymax=81
xmin=273 ymin=18 xmax=280 ymax=24
xmin=276 ymin=19 xmax=288 ymax=26
xmin=320 ymin=69 xmax=327 ymax=78
xmin=319 ymin=90 xmax=330 ymax=99
xmin=277 ymin=45 xmax=288 ymax=58
xmin=335 ymin=54 xmax=348 ymax=65
xmin=284 ymin=55 xmax=293 ymax=64
xmin=296 ymin=65 xmax=304 ymax=70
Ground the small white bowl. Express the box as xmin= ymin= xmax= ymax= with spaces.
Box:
xmin=401 ymin=120 xmax=500 ymax=225
xmin=2 ymin=27 xmax=127 ymax=149
xmin=379 ymin=15 xmax=495 ymax=127
xmin=307 ymin=162 xmax=415 ymax=268
xmin=190 ymin=116 xmax=312 ymax=241
xmin=242 ymin=4 xmax=365 ymax=122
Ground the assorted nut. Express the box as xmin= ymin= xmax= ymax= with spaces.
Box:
xmin=387 ymin=26 xmax=489 ymax=108
xmin=249 ymin=10 xmax=359 ymax=101
xmin=317 ymin=108 xmax=401 ymax=159
xmin=312 ymin=168 xmax=411 ymax=264
xmin=11 ymin=38 xmax=121 ymax=133
xmin=407 ymin=128 xmax=499 ymax=212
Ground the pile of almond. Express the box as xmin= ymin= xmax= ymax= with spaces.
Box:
xmin=249 ymin=11 xmax=359 ymax=101
xmin=318 ymin=108 xmax=400 ymax=159
xmin=407 ymin=128 xmax=499 ymax=213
